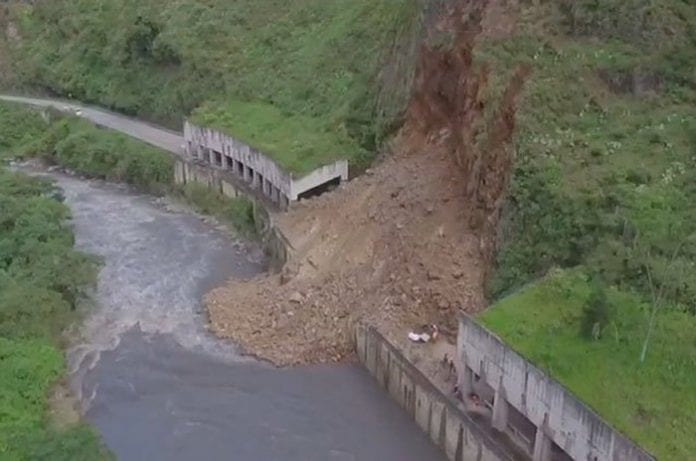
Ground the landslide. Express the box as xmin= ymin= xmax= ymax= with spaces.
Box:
xmin=206 ymin=1 xmax=528 ymax=365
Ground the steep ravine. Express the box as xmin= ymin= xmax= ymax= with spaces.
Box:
xmin=31 ymin=169 xmax=445 ymax=461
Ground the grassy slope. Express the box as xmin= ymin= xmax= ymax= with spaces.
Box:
xmin=480 ymin=270 xmax=695 ymax=460
xmin=7 ymin=0 xmax=421 ymax=174
xmin=0 ymin=113 xmax=111 ymax=459
xmin=476 ymin=2 xmax=696 ymax=459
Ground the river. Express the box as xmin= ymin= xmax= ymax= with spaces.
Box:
xmin=40 ymin=171 xmax=445 ymax=461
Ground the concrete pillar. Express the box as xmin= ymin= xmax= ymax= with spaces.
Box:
xmin=253 ymin=171 xmax=261 ymax=189
xmin=458 ymin=366 xmax=474 ymax=397
xmin=271 ymin=186 xmax=280 ymax=203
xmin=207 ymin=148 xmax=215 ymax=165
xmin=533 ymin=415 xmax=552 ymax=461
xmin=491 ymin=379 xmax=509 ymax=432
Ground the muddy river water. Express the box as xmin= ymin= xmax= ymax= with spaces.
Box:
xmin=44 ymin=172 xmax=445 ymax=461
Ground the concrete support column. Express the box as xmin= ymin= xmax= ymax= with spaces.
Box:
xmin=207 ymin=148 xmax=215 ymax=165
xmin=458 ymin=366 xmax=474 ymax=397
xmin=491 ymin=380 xmax=509 ymax=432
xmin=271 ymin=186 xmax=280 ymax=203
xmin=252 ymin=172 xmax=261 ymax=189
xmin=243 ymin=166 xmax=252 ymax=183
xmin=533 ymin=416 xmax=552 ymax=461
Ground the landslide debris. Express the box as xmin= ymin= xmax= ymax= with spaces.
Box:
xmin=206 ymin=0 xmax=528 ymax=366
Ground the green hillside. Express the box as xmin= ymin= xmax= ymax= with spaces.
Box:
xmin=476 ymin=2 xmax=696 ymax=459
xmin=3 ymin=0 xmax=422 ymax=173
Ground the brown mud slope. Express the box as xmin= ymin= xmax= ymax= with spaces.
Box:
xmin=207 ymin=1 xmax=528 ymax=366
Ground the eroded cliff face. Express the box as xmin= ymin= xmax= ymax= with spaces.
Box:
xmin=205 ymin=0 xmax=527 ymax=366
xmin=409 ymin=0 xmax=528 ymax=282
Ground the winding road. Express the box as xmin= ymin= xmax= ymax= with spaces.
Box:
xmin=0 ymin=95 xmax=184 ymax=154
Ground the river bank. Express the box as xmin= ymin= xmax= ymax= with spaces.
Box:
xmin=0 ymin=167 xmax=112 ymax=460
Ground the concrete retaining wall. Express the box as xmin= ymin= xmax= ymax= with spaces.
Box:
xmin=184 ymin=122 xmax=348 ymax=205
xmin=174 ymin=157 xmax=292 ymax=271
xmin=458 ymin=315 xmax=656 ymax=461
xmin=356 ymin=324 xmax=519 ymax=461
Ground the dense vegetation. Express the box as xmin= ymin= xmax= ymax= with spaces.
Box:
xmin=1 ymin=102 xmax=174 ymax=192
xmin=4 ymin=0 xmax=422 ymax=173
xmin=477 ymin=2 xmax=696 ymax=458
xmin=0 ymin=133 xmax=110 ymax=458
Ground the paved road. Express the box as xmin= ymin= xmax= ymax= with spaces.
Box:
xmin=0 ymin=95 xmax=184 ymax=154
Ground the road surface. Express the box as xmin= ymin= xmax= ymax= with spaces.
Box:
xmin=0 ymin=95 xmax=184 ymax=154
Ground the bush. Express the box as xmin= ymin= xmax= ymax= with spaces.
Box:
xmin=46 ymin=119 xmax=174 ymax=194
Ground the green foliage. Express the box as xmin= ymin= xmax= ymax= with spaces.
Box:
xmin=484 ymin=1 xmax=696 ymax=307
xmin=177 ymin=183 xmax=256 ymax=238
xmin=481 ymin=270 xmax=696 ymax=460
xmin=0 ymin=101 xmax=174 ymax=194
xmin=46 ymin=119 xmax=174 ymax=194
xmin=0 ymin=102 xmax=47 ymax=158
xmin=0 ymin=169 xmax=111 ymax=460
xmin=8 ymin=0 xmax=422 ymax=171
